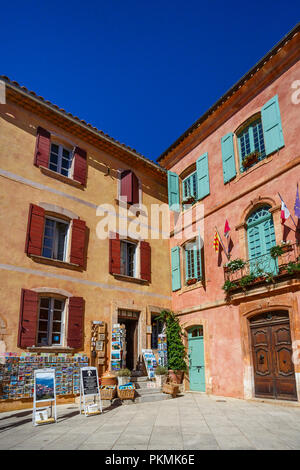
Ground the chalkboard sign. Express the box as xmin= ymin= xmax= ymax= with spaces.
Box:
xmin=80 ymin=367 xmax=99 ymax=396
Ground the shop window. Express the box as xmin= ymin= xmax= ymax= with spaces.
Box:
xmin=49 ymin=143 xmax=73 ymax=177
xmin=151 ymin=317 xmax=164 ymax=349
xmin=237 ymin=117 xmax=266 ymax=172
xmin=42 ymin=216 xmax=69 ymax=261
xmin=37 ymin=297 xmax=65 ymax=346
xmin=120 ymin=240 xmax=137 ymax=277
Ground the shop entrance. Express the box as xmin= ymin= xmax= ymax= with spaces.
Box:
xmin=250 ymin=311 xmax=297 ymax=401
xmin=118 ymin=309 xmax=139 ymax=371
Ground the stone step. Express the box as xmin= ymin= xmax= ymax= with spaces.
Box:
xmin=135 ymin=387 xmax=162 ymax=396
xmin=130 ymin=376 xmax=149 ymax=383
xmin=134 ymin=392 xmax=173 ymax=404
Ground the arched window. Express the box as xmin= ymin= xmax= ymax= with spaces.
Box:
xmin=237 ymin=115 xmax=266 ymax=172
xmin=246 ymin=205 xmax=277 ymax=275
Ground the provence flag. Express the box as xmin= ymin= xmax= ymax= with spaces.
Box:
xmin=295 ymin=184 xmax=300 ymax=218
xmin=213 ymin=231 xmax=219 ymax=252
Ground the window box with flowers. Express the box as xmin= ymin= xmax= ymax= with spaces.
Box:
xmin=242 ymin=150 xmax=260 ymax=170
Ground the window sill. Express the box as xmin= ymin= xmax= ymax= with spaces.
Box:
xmin=114 ymin=198 xmax=146 ymax=216
xmin=27 ymin=347 xmax=75 ymax=352
xmin=179 ymin=280 xmax=204 ymax=294
xmin=29 ymin=254 xmax=83 ymax=271
xmin=112 ymin=273 xmax=149 ymax=285
xmin=234 ymin=154 xmax=273 ymax=182
xmin=39 ymin=166 xmax=84 ymax=189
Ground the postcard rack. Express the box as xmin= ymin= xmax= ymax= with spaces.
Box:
xmin=90 ymin=321 xmax=107 ymax=377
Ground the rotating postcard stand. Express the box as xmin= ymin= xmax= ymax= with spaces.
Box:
xmin=80 ymin=367 xmax=102 ymax=416
xmin=33 ymin=368 xmax=57 ymax=426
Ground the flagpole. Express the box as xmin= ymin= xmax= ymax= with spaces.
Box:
xmin=215 ymin=226 xmax=230 ymax=260
xmin=278 ymin=192 xmax=298 ymax=230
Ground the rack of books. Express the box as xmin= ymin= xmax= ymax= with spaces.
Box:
xmin=90 ymin=321 xmax=107 ymax=376
xmin=158 ymin=333 xmax=168 ymax=368
xmin=0 ymin=353 xmax=88 ymax=400
xmin=111 ymin=324 xmax=126 ymax=371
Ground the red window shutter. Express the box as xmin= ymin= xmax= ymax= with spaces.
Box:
xmin=120 ymin=170 xmax=139 ymax=205
xmin=25 ymin=204 xmax=45 ymax=256
xmin=67 ymin=297 xmax=84 ymax=349
xmin=140 ymin=241 xmax=151 ymax=282
xmin=34 ymin=127 xmax=51 ymax=167
xmin=109 ymin=232 xmax=121 ymax=274
xmin=73 ymin=146 xmax=87 ymax=186
xmin=18 ymin=289 xmax=39 ymax=348
xmin=70 ymin=219 xmax=86 ymax=267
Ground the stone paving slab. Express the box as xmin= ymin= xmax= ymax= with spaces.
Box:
xmin=1 ymin=393 xmax=300 ymax=450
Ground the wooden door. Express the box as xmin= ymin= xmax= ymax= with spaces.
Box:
xmin=250 ymin=311 xmax=297 ymax=401
xmin=188 ymin=326 xmax=205 ymax=392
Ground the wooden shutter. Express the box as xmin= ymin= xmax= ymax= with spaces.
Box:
xmin=70 ymin=219 xmax=86 ymax=267
xmin=261 ymin=94 xmax=285 ymax=156
xmin=196 ymin=152 xmax=210 ymax=200
xmin=140 ymin=241 xmax=151 ymax=282
xmin=171 ymin=246 xmax=181 ymax=291
xmin=34 ymin=127 xmax=51 ymax=167
xmin=25 ymin=204 xmax=45 ymax=256
xmin=67 ymin=297 xmax=84 ymax=349
xmin=167 ymin=171 xmax=180 ymax=211
xmin=109 ymin=232 xmax=121 ymax=274
xmin=120 ymin=170 xmax=139 ymax=205
xmin=73 ymin=146 xmax=87 ymax=186
xmin=18 ymin=289 xmax=39 ymax=348
xmin=221 ymin=133 xmax=236 ymax=183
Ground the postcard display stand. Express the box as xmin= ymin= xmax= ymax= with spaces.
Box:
xmin=90 ymin=321 xmax=107 ymax=376
xmin=33 ymin=368 xmax=57 ymax=426
xmin=80 ymin=366 xmax=102 ymax=416
xmin=142 ymin=349 xmax=157 ymax=379
xmin=0 ymin=353 xmax=88 ymax=401
xmin=158 ymin=333 xmax=168 ymax=367
xmin=111 ymin=324 xmax=126 ymax=371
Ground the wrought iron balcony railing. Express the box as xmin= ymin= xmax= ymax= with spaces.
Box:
xmin=223 ymin=242 xmax=300 ymax=293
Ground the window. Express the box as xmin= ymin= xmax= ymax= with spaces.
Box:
xmin=49 ymin=143 xmax=73 ymax=177
xmin=151 ymin=317 xmax=164 ymax=349
xmin=120 ymin=241 xmax=137 ymax=277
xmin=37 ymin=297 xmax=65 ymax=346
xmin=237 ymin=118 xmax=266 ymax=171
xmin=42 ymin=217 xmax=69 ymax=261
xmin=182 ymin=171 xmax=197 ymax=202
xmin=185 ymin=241 xmax=202 ymax=283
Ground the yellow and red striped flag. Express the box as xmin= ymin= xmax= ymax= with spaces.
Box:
xmin=213 ymin=230 xmax=219 ymax=252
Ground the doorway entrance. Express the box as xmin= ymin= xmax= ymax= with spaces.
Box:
xmin=188 ymin=326 xmax=205 ymax=392
xmin=118 ymin=309 xmax=139 ymax=371
xmin=250 ymin=310 xmax=297 ymax=401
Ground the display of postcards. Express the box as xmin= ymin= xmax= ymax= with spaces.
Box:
xmin=111 ymin=350 xmax=121 ymax=360
xmin=111 ymin=341 xmax=121 ymax=350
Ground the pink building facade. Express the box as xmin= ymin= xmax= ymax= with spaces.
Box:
xmin=159 ymin=25 xmax=300 ymax=401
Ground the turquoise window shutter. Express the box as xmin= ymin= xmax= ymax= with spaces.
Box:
xmin=221 ymin=132 xmax=236 ymax=183
xmin=261 ymin=94 xmax=285 ymax=156
xmin=196 ymin=152 xmax=210 ymax=200
xmin=171 ymin=246 xmax=181 ymax=291
xmin=167 ymin=171 xmax=180 ymax=212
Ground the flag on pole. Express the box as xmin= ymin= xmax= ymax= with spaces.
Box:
xmin=224 ymin=220 xmax=230 ymax=238
xmin=213 ymin=230 xmax=219 ymax=252
xmin=281 ymin=200 xmax=290 ymax=225
xmin=295 ymin=184 xmax=300 ymax=218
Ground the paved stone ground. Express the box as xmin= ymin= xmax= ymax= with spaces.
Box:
xmin=1 ymin=393 xmax=300 ymax=450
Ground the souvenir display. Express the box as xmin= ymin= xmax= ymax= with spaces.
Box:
xmin=90 ymin=321 xmax=107 ymax=376
xmin=111 ymin=324 xmax=126 ymax=371
xmin=0 ymin=353 xmax=88 ymax=400
xmin=142 ymin=349 xmax=157 ymax=379
xmin=158 ymin=333 xmax=168 ymax=368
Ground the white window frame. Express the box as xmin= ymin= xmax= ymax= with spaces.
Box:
xmin=120 ymin=240 xmax=137 ymax=277
xmin=49 ymin=142 xmax=74 ymax=178
xmin=42 ymin=216 xmax=70 ymax=262
xmin=37 ymin=297 xmax=66 ymax=347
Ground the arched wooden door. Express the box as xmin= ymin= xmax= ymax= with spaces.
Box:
xmin=188 ymin=326 xmax=205 ymax=392
xmin=250 ymin=311 xmax=297 ymax=401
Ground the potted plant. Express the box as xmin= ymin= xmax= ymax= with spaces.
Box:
xmin=182 ymin=195 xmax=195 ymax=205
xmin=155 ymin=366 xmax=168 ymax=388
xmin=225 ymin=258 xmax=246 ymax=273
xmin=155 ymin=310 xmax=187 ymax=384
xmin=222 ymin=280 xmax=238 ymax=292
xmin=242 ymin=150 xmax=260 ymax=169
xmin=116 ymin=368 xmax=131 ymax=386
xmin=270 ymin=245 xmax=284 ymax=259
xmin=187 ymin=277 xmax=197 ymax=286
xmin=239 ymin=273 xmax=256 ymax=289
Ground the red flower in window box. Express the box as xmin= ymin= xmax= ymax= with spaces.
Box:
xmin=187 ymin=278 xmax=197 ymax=286
xmin=242 ymin=151 xmax=260 ymax=169
xmin=182 ymin=195 xmax=195 ymax=205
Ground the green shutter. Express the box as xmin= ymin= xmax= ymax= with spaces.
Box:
xmin=171 ymin=246 xmax=181 ymax=291
xmin=221 ymin=132 xmax=236 ymax=183
xmin=196 ymin=152 xmax=210 ymax=200
xmin=261 ymin=94 xmax=284 ymax=156
xmin=167 ymin=171 xmax=180 ymax=212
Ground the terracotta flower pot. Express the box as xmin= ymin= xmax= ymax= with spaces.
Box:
xmin=168 ymin=370 xmax=184 ymax=384
xmin=187 ymin=278 xmax=197 ymax=286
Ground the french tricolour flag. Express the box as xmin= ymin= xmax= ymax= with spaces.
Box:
xmin=281 ymin=200 xmax=290 ymax=225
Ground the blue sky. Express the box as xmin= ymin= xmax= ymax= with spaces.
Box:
xmin=1 ymin=1 xmax=299 ymax=161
